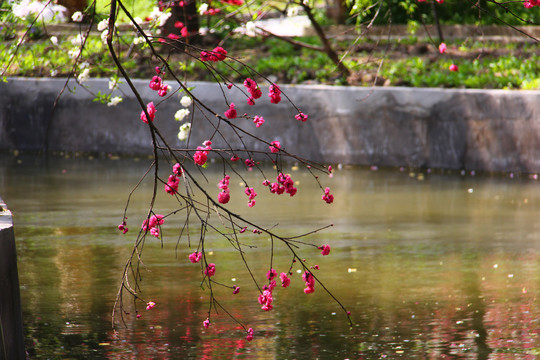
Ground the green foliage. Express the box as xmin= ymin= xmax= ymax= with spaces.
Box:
xmin=345 ymin=0 xmax=540 ymax=26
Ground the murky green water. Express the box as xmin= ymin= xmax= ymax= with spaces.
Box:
xmin=1 ymin=154 xmax=538 ymax=359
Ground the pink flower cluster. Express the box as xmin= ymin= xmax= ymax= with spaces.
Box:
xmin=245 ymin=187 xmax=257 ymax=207
xmin=141 ymin=214 xmax=164 ymax=238
xmin=268 ymin=84 xmax=281 ymax=104
xmin=263 ymin=172 xmax=297 ymax=197
xmin=280 ymin=272 xmax=291 ymax=288
xmin=118 ymin=220 xmax=128 ymax=234
xmin=164 ymin=163 xmax=183 ymax=195
xmin=148 ymin=67 xmax=170 ymax=97
xmin=224 ymin=102 xmax=237 ymax=119
xmin=524 ymin=0 xmax=539 ymax=8
xmin=302 ymin=270 xmax=315 ymax=294
xmin=200 ymin=46 xmax=227 ymax=62
xmin=194 ymin=141 xmax=212 ymax=166
xmin=203 ymin=318 xmax=210 ymax=328
xmin=269 ymin=141 xmax=281 ymax=153
xmin=246 ymin=328 xmax=254 ymax=342
xmin=204 ymin=263 xmax=216 ymax=277
xmin=188 ymin=251 xmax=202 ymax=263
xmin=295 ymin=112 xmax=308 ymax=122
xmin=244 ymin=78 xmax=262 ymax=105
xmin=140 ymin=102 xmax=156 ymax=123
xmin=146 ymin=301 xmax=156 ymax=310
xmin=217 ymin=175 xmax=231 ymax=204
xmin=322 ymin=187 xmax=334 ymax=204
xmin=438 ymin=42 xmax=446 ymax=54
xmin=253 ymin=115 xmax=265 ymax=127
xmin=319 ymin=244 xmax=331 ymax=256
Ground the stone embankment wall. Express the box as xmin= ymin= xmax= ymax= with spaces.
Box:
xmin=0 ymin=197 xmax=25 ymax=360
xmin=1 ymin=78 xmax=540 ymax=173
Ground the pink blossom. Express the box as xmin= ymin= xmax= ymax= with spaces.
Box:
xmin=193 ymin=151 xmax=207 ymax=166
xmin=245 ymin=187 xmax=257 ymax=201
xmin=436 ymin=0 xmax=443 ymax=3
xmin=149 ymin=76 xmax=162 ymax=91
xmin=141 ymin=214 xmax=164 ymax=231
xmin=218 ymin=191 xmax=230 ymax=204
xmin=165 ymin=174 xmax=179 ymax=195
xmin=140 ymin=102 xmax=156 ymax=123
xmin=136 ymin=314 xmax=142 ymax=318
xmin=320 ymin=244 xmax=331 ymax=256
xmin=322 ymin=187 xmax=334 ymax=204
xmin=212 ymin=46 xmax=227 ymax=61
xmin=224 ymin=102 xmax=237 ymax=119
xmin=246 ymin=328 xmax=254 ymax=342
xmin=189 ymin=252 xmax=202 ymax=263
xmin=118 ymin=221 xmax=127 ymax=233
xmin=438 ymin=42 xmax=446 ymax=54
xmin=295 ymin=112 xmax=308 ymax=122
xmin=204 ymin=263 xmax=216 ymax=277
xmin=268 ymin=84 xmax=281 ymax=104
xmin=230 ymin=155 xmax=239 ymax=161
xmin=266 ymin=268 xmax=277 ymax=281
xmin=244 ymin=78 xmax=256 ymax=89
xmin=219 ymin=175 xmax=230 ymax=190
xmin=269 ymin=141 xmax=281 ymax=153
xmin=247 ymin=96 xmax=255 ymax=106
xmin=248 ymin=200 xmax=256 ymax=207
xmin=280 ymin=272 xmax=291 ymax=288
xmin=146 ymin=301 xmax=156 ymax=310
xmin=158 ymin=83 xmax=168 ymax=97
xmin=150 ymin=227 xmax=160 ymax=238
xmin=253 ymin=115 xmax=265 ymax=127
xmin=245 ymin=159 xmax=255 ymax=167
xmin=302 ymin=270 xmax=315 ymax=294
xmin=233 ymin=286 xmax=240 ymax=294
xmin=200 ymin=46 xmax=228 ymax=62
xmin=449 ymin=64 xmax=458 ymax=72
xmin=173 ymin=163 xmax=183 ymax=176
xmin=167 ymin=33 xmax=180 ymax=40
xmin=203 ymin=318 xmax=210 ymax=328
xmin=258 ymin=289 xmax=273 ymax=311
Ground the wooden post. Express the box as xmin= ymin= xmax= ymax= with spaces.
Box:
xmin=0 ymin=198 xmax=25 ymax=360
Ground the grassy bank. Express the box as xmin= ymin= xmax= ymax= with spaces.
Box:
xmin=2 ymin=29 xmax=539 ymax=90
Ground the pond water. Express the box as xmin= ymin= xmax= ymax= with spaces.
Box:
xmin=1 ymin=153 xmax=538 ymax=359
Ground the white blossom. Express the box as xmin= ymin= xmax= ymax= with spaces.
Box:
xmin=148 ymin=7 xmax=171 ymax=27
xmin=97 ymin=18 xmax=109 ymax=32
xmin=71 ymin=34 xmax=85 ymax=47
xmin=108 ymin=77 xmax=119 ymax=90
xmin=133 ymin=36 xmax=145 ymax=45
xmin=50 ymin=36 xmax=58 ymax=46
xmin=178 ymin=123 xmax=191 ymax=141
xmin=12 ymin=1 xmax=67 ymax=23
xmin=198 ymin=3 xmax=208 ymax=15
xmin=72 ymin=11 xmax=83 ymax=22
xmin=180 ymin=96 xmax=192 ymax=108
xmin=174 ymin=108 xmax=190 ymax=122
xmin=101 ymin=29 xmax=109 ymax=44
xmin=245 ymin=21 xmax=257 ymax=36
xmin=68 ymin=47 xmax=81 ymax=59
xmin=107 ymin=96 xmax=123 ymax=107
xmin=77 ymin=68 xmax=90 ymax=84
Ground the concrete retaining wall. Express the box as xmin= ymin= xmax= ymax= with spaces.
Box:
xmin=1 ymin=78 xmax=540 ymax=173
xmin=0 ymin=198 xmax=25 ymax=360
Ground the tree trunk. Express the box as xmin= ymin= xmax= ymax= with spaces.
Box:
xmin=57 ymin=0 xmax=88 ymax=17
